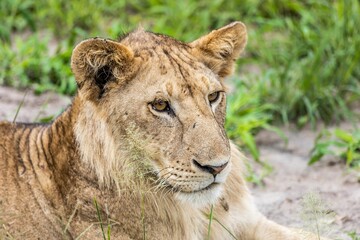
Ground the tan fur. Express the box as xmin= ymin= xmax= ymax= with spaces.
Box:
xmin=0 ymin=22 xmax=329 ymax=239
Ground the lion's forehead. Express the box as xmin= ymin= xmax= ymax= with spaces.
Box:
xmin=120 ymin=30 xmax=224 ymax=112
xmin=123 ymin=29 xmax=222 ymax=92
xmin=136 ymin=49 xmax=222 ymax=101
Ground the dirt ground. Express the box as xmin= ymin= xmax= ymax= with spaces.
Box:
xmin=0 ymin=86 xmax=359 ymax=239
xmin=252 ymin=127 xmax=360 ymax=239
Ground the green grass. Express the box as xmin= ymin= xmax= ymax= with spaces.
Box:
xmin=1 ymin=2 xmax=358 ymax=237
xmin=93 ymin=198 xmax=112 ymax=240
xmin=207 ymin=205 xmax=214 ymax=240
xmin=348 ymin=231 xmax=360 ymax=240
xmin=204 ymin=206 xmax=239 ymax=240
xmin=1 ymin=0 xmax=359 ymax=162
xmin=94 ymin=198 xmax=107 ymax=240
xmin=226 ymin=77 xmax=283 ymax=162
xmin=246 ymin=0 xmax=360 ymax=126
xmin=310 ymin=128 xmax=360 ymax=170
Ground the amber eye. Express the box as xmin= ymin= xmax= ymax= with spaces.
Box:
xmin=151 ymin=99 xmax=170 ymax=112
xmin=208 ymin=91 xmax=220 ymax=103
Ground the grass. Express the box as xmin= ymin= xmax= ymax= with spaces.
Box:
xmin=348 ymin=231 xmax=360 ymax=240
xmin=12 ymin=90 xmax=28 ymax=123
xmin=212 ymin=218 xmax=238 ymax=240
xmin=207 ymin=205 xmax=214 ymax=240
xmin=1 ymin=0 xmax=359 ymax=163
xmin=247 ymin=0 xmax=360 ymax=126
xmin=93 ymin=198 xmax=113 ymax=240
xmin=141 ymin=192 xmax=146 ymax=240
xmin=1 ymin=1 xmax=359 ymax=236
xmin=94 ymin=198 xmax=107 ymax=240
xmin=300 ymin=192 xmax=336 ymax=239
xmin=204 ymin=205 xmax=239 ymax=240
xmin=226 ymin=78 xmax=275 ymax=162
xmin=310 ymin=128 xmax=360 ymax=170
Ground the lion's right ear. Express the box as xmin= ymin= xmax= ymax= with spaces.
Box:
xmin=190 ymin=22 xmax=247 ymax=79
xmin=71 ymin=38 xmax=134 ymax=100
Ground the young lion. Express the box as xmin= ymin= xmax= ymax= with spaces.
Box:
xmin=0 ymin=22 xmax=328 ymax=239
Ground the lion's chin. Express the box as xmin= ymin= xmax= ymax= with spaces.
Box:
xmin=174 ymin=183 xmax=224 ymax=208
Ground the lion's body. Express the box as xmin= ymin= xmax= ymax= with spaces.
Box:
xmin=0 ymin=116 xmax=257 ymax=239
xmin=0 ymin=22 xmax=328 ymax=239
xmin=0 ymin=108 xmax=76 ymax=239
xmin=0 ymin=119 xmax=292 ymax=240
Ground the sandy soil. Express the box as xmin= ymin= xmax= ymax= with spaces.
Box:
xmin=252 ymin=127 xmax=360 ymax=239
xmin=0 ymin=87 xmax=71 ymax=122
xmin=0 ymin=86 xmax=359 ymax=239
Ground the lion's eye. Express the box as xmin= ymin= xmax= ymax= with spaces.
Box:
xmin=208 ymin=91 xmax=220 ymax=104
xmin=151 ymin=99 xmax=170 ymax=112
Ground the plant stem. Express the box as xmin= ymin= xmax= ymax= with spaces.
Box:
xmin=94 ymin=198 xmax=106 ymax=240
xmin=207 ymin=204 xmax=214 ymax=240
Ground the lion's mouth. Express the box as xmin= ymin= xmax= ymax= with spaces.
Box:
xmin=191 ymin=182 xmax=220 ymax=193
xmin=165 ymin=179 xmax=225 ymax=206
xmin=164 ymin=181 xmax=220 ymax=194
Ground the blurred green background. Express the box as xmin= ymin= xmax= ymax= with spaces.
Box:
xmin=1 ymin=0 xmax=359 ymax=167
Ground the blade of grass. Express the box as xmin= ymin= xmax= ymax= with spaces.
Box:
xmin=93 ymin=198 xmax=106 ymax=240
xmin=75 ymin=223 xmax=94 ymax=240
xmin=63 ymin=201 xmax=80 ymax=235
xmin=107 ymin=224 xmax=111 ymax=240
xmin=207 ymin=204 xmax=214 ymax=240
xmin=141 ymin=192 xmax=146 ymax=240
xmin=213 ymin=217 xmax=238 ymax=240
xmin=12 ymin=90 xmax=28 ymax=123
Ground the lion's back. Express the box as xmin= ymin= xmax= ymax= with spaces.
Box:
xmin=0 ymin=121 xmax=64 ymax=239
xmin=0 ymin=121 xmax=16 ymax=176
xmin=0 ymin=121 xmax=15 ymax=139
xmin=0 ymin=121 xmax=27 ymax=175
xmin=0 ymin=122 xmax=22 ymax=238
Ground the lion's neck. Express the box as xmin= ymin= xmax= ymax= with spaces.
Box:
xmin=73 ymin=98 xmax=149 ymax=189
xmin=43 ymin=95 xmax=151 ymax=193
xmin=41 ymin=97 xmax=83 ymax=192
xmin=10 ymin=97 xmax=84 ymax=211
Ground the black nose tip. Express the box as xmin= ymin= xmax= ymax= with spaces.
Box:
xmin=192 ymin=159 xmax=229 ymax=176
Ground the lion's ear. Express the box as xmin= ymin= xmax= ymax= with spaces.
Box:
xmin=71 ymin=38 xmax=134 ymax=100
xmin=190 ymin=21 xmax=247 ymax=78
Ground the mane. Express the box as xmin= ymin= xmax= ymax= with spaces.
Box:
xmin=74 ymin=101 xmax=160 ymax=192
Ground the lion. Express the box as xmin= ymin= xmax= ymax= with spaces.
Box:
xmin=0 ymin=22 xmax=329 ymax=239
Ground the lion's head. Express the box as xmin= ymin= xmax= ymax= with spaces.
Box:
xmin=71 ymin=22 xmax=247 ymax=206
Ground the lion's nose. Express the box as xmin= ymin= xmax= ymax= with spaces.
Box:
xmin=192 ymin=159 xmax=229 ymax=176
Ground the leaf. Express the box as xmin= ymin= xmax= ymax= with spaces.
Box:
xmin=39 ymin=115 xmax=54 ymax=123
xmin=309 ymin=152 xmax=324 ymax=165
xmin=334 ymin=129 xmax=354 ymax=143
xmin=240 ymin=131 xmax=260 ymax=162
xmin=93 ymin=198 xmax=106 ymax=240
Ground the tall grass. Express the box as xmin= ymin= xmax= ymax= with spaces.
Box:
xmin=310 ymin=128 xmax=360 ymax=169
xmin=2 ymin=0 xmax=358 ymax=118
xmin=207 ymin=205 xmax=214 ymax=240
xmin=247 ymin=0 xmax=360 ymax=125
xmin=226 ymin=77 xmax=276 ymax=162
xmin=1 ymin=0 xmax=359 ymax=160
xmin=0 ymin=35 xmax=76 ymax=94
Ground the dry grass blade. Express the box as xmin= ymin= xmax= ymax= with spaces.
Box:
xmin=12 ymin=90 xmax=28 ymax=123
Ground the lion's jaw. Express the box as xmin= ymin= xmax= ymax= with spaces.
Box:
xmin=171 ymin=160 xmax=232 ymax=207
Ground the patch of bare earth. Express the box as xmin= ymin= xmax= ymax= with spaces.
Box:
xmin=0 ymin=86 xmax=358 ymax=239
xmin=0 ymin=86 xmax=71 ymax=122
xmin=251 ymin=125 xmax=360 ymax=239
